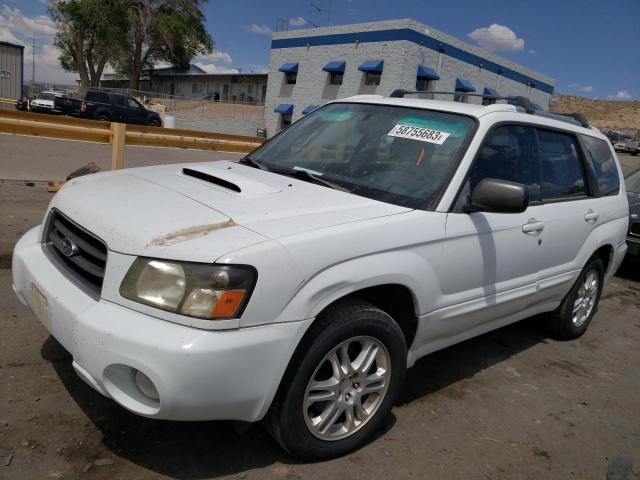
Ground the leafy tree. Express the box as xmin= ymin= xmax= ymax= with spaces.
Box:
xmin=118 ymin=0 xmax=214 ymax=90
xmin=49 ymin=0 xmax=129 ymax=89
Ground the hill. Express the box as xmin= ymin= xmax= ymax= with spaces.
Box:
xmin=550 ymin=94 xmax=640 ymax=134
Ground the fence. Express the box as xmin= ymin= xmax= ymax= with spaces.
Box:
xmin=0 ymin=109 xmax=264 ymax=171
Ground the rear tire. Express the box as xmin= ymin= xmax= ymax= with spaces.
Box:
xmin=148 ymin=119 xmax=161 ymax=127
xmin=266 ymin=300 xmax=407 ymax=460
xmin=96 ymin=114 xmax=110 ymax=122
xmin=545 ymin=256 xmax=604 ymax=339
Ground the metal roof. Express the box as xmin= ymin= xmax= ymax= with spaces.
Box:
xmin=0 ymin=40 xmax=25 ymax=49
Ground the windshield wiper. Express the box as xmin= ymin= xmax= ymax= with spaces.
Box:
xmin=239 ymin=156 xmax=268 ymax=170
xmin=273 ymin=167 xmax=352 ymax=193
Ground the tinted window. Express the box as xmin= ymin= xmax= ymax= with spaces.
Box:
xmin=626 ymin=169 xmax=640 ymax=195
xmin=114 ymin=95 xmax=127 ymax=107
xmin=581 ymin=135 xmax=620 ymax=196
xmin=456 ymin=125 xmax=540 ymax=210
xmin=127 ymin=98 xmax=142 ymax=110
xmin=538 ymin=129 xmax=586 ymax=200
xmin=86 ymin=92 xmax=109 ymax=103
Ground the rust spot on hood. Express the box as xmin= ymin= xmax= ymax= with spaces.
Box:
xmin=150 ymin=219 xmax=237 ymax=246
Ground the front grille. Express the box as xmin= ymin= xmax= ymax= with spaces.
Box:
xmin=44 ymin=210 xmax=108 ymax=296
xmin=631 ymin=222 xmax=640 ymax=237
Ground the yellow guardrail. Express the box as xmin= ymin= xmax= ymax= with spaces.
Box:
xmin=0 ymin=97 xmax=17 ymax=105
xmin=0 ymin=109 xmax=265 ymax=170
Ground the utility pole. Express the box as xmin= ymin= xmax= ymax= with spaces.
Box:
xmin=30 ymin=32 xmax=40 ymax=83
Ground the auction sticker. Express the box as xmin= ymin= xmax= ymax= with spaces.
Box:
xmin=387 ymin=124 xmax=450 ymax=145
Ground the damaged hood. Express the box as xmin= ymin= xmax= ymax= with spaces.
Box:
xmin=49 ymin=161 xmax=410 ymax=261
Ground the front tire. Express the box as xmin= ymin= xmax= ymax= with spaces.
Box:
xmin=546 ymin=256 xmax=605 ymax=339
xmin=266 ymin=300 xmax=407 ymax=460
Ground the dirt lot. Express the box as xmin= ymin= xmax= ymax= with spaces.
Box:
xmin=0 ymin=154 xmax=639 ymax=480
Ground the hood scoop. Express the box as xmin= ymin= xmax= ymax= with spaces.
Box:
xmin=182 ymin=168 xmax=242 ymax=192
xmin=176 ymin=163 xmax=282 ymax=196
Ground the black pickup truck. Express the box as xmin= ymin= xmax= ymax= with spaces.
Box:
xmin=55 ymin=90 xmax=162 ymax=127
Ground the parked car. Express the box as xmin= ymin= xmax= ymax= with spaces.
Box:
xmin=29 ymin=91 xmax=65 ymax=113
xmin=625 ymin=169 xmax=640 ymax=256
xmin=12 ymin=94 xmax=628 ymax=460
xmin=77 ymin=90 xmax=162 ymax=126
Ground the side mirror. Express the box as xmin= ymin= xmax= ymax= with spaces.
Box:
xmin=470 ymin=178 xmax=529 ymax=213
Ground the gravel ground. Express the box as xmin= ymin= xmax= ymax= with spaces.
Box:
xmin=0 ymin=154 xmax=638 ymax=480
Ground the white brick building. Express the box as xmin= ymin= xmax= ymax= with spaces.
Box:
xmin=265 ymin=19 xmax=555 ymax=136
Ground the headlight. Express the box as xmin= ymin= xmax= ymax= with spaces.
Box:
xmin=120 ymin=258 xmax=257 ymax=320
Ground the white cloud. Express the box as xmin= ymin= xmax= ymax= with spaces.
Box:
xmin=0 ymin=5 xmax=56 ymax=39
xmin=245 ymin=23 xmax=272 ymax=35
xmin=568 ymin=83 xmax=581 ymax=88
xmin=612 ymin=90 xmax=632 ymax=100
xmin=468 ymin=24 xmax=525 ymax=52
xmin=195 ymin=50 xmax=232 ymax=64
xmin=24 ymin=44 xmax=77 ymax=84
xmin=528 ymin=49 xmax=536 ymax=55
xmin=580 ymin=85 xmax=593 ymax=92
xmin=289 ymin=16 xmax=306 ymax=27
xmin=194 ymin=62 xmax=240 ymax=74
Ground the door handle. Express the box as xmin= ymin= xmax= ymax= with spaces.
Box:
xmin=522 ymin=220 xmax=545 ymax=235
xmin=584 ymin=210 xmax=600 ymax=224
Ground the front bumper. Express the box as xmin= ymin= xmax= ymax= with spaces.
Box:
xmin=12 ymin=226 xmax=312 ymax=421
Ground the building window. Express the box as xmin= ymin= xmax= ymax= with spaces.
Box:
xmin=364 ymin=72 xmax=381 ymax=86
xmin=280 ymin=113 xmax=292 ymax=130
xmin=329 ymin=71 xmax=343 ymax=85
xmin=285 ymin=72 xmax=297 ymax=85
xmin=453 ymin=90 xmax=467 ymax=103
xmin=415 ymin=78 xmax=431 ymax=92
xmin=192 ymin=83 xmax=203 ymax=94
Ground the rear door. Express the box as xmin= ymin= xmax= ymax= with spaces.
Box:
xmin=533 ymin=128 xmax=601 ymax=304
xmin=112 ymin=94 xmax=129 ymax=122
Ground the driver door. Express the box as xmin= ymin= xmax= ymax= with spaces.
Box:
xmin=431 ymin=125 xmax=544 ymax=340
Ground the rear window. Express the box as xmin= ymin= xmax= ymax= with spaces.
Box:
xmin=86 ymin=92 xmax=109 ymax=103
xmin=538 ymin=129 xmax=587 ymax=201
xmin=580 ymin=135 xmax=620 ymax=196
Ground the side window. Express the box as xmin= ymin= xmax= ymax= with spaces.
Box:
xmin=538 ymin=129 xmax=587 ymax=201
xmin=86 ymin=92 xmax=108 ymax=103
xmin=580 ymin=135 xmax=620 ymax=196
xmin=127 ymin=98 xmax=142 ymax=110
xmin=455 ymin=125 xmax=539 ymax=211
xmin=114 ymin=95 xmax=127 ymax=108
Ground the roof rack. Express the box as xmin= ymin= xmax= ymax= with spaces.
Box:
xmin=388 ymin=90 xmax=590 ymax=128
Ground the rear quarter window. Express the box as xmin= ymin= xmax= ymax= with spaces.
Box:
xmin=580 ymin=135 xmax=620 ymax=196
xmin=86 ymin=92 xmax=109 ymax=103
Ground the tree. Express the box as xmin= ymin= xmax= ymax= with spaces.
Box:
xmin=118 ymin=0 xmax=214 ymax=90
xmin=49 ymin=0 xmax=129 ymax=90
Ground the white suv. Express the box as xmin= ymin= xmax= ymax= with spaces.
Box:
xmin=12 ymin=95 xmax=629 ymax=459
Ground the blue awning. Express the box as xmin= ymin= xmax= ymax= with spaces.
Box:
xmin=274 ymin=103 xmax=294 ymax=115
xmin=323 ymin=61 xmax=345 ymax=73
xmin=358 ymin=60 xmax=384 ymax=72
xmin=455 ymin=78 xmax=476 ymax=92
xmin=483 ymin=87 xmax=500 ymax=97
xmin=302 ymin=105 xmax=319 ymax=115
xmin=278 ymin=63 xmax=299 ymax=73
xmin=416 ymin=65 xmax=439 ymax=80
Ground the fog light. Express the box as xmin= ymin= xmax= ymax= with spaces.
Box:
xmin=135 ymin=370 xmax=159 ymax=401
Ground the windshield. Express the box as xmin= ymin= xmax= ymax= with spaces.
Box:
xmin=626 ymin=169 xmax=640 ymax=194
xmin=38 ymin=93 xmax=55 ymax=100
xmin=250 ymin=102 xmax=476 ymax=209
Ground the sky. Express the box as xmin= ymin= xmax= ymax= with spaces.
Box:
xmin=1 ymin=0 xmax=638 ymax=100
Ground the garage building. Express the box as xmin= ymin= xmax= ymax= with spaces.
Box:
xmin=0 ymin=41 xmax=24 ymax=109
xmin=265 ymin=19 xmax=555 ymax=135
